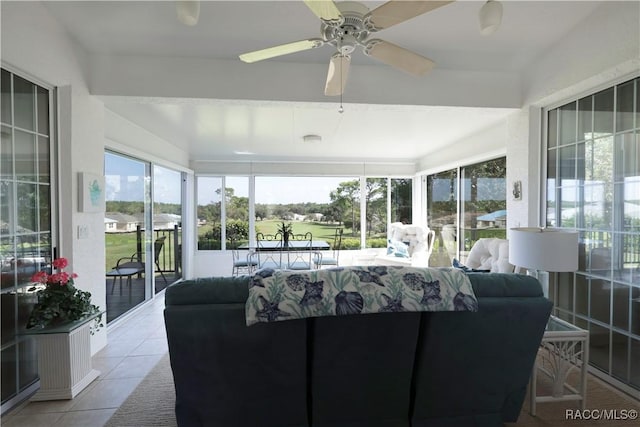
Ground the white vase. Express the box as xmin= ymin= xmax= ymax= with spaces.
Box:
xmin=28 ymin=316 xmax=101 ymax=401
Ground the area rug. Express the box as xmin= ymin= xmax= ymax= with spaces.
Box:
xmin=106 ymin=354 xmax=639 ymax=427
xmin=104 ymin=354 xmax=177 ymax=427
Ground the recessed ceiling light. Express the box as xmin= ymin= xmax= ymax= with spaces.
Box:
xmin=234 ymin=150 xmax=254 ymax=155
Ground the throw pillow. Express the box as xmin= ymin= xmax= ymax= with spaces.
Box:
xmin=387 ymin=239 xmax=410 ymax=258
xmin=452 ymin=258 xmax=490 ymax=273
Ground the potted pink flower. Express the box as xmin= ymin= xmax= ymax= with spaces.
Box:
xmin=27 ymin=257 xmax=102 ymax=332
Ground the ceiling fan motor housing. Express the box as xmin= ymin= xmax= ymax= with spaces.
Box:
xmin=321 ymin=1 xmax=371 ymax=54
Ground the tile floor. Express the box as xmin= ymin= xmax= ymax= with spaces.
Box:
xmin=2 ymin=292 xmax=168 ymax=427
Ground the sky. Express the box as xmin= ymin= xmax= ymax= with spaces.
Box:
xmin=105 ymin=153 xmax=182 ymax=204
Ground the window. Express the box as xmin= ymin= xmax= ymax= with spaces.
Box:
xmin=196 ymin=175 xmax=412 ymax=252
xmin=426 ymin=157 xmax=506 ymax=267
xmin=546 ymin=76 xmax=640 ymax=394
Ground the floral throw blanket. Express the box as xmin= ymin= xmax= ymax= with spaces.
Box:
xmin=245 ymin=266 xmax=478 ymax=326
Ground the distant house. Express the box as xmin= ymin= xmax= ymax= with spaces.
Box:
xmin=476 ymin=210 xmax=507 ymax=228
xmin=292 ymin=213 xmax=306 ymax=221
xmin=104 ymin=217 xmax=118 ymax=232
xmin=305 ymin=213 xmax=324 ymax=222
xmin=154 ymin=213 xmax=181 ymax=230
xmin=104 ymin=212 xmax=139 ymax=232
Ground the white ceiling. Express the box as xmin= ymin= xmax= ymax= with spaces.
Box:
xmin=41 ymin=0 xmax=605 ymax=163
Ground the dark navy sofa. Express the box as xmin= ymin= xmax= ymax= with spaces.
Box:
xmin=164 ymin=272 xmax=552 ymax=427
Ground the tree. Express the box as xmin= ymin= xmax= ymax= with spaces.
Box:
xmin=365 ymin=178 xmax=386 ymax=236
xmin=330 ymin=180 xmax=361 ymax=236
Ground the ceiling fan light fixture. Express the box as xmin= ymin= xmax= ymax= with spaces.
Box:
xmin=303 ymin=134 xmax=322 ymax=143
xmin=479 ymin=0 xmax=502 ymax=36
xmin=176 ymin=1 xmax=200 ymax=26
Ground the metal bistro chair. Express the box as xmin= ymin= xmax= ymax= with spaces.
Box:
xmin=107 ymin=236 xmax=168 ymax=295
xmin=230 ymin=239 xmax=258 ymax=276
xmin=256 ymin=232 xmax=285 ymax=269
xmin=286 ymin=232 xmax=315 ymax=270
xmin=153 ymin=236 xmax=168 ymax=285
xmin=315 ymin=227 xmax=343 ymax=268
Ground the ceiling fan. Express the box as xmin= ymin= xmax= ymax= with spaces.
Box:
xmin=239 ymin=1 xmax=454 ymax=96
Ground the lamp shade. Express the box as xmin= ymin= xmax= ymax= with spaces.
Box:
xmin=509 ymin=227 xmax=578 ymax=272
xmin=479 ymin=0 xmax=503 ymax=36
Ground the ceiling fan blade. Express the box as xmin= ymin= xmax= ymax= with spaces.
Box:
xmin=366 ymin=1 xmax=454 ymax=31
xmin=365 ymin=40 xmax=435 ymax=76
xmin=239 ymin=39 xmax=324 ymax=63
xmin=304 ymin=0 xmax=343 ymax=22
xmin=324 ymin=54 xmax=351 ymax=96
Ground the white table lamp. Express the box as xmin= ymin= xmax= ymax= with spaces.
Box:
xmin=509 ymin=227 xmax=579 ymax=297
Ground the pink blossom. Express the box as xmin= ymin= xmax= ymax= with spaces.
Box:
xmin=48 ymin=272 xmax=70 ymax=285
xmin=52 ymin=258 xmax=68 ymax=270
xmin=31 ymin=271 xmax=49 ymax=284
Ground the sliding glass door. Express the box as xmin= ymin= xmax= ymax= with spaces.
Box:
xmin=152 ymin=165 xmax=183 ymax=291
xmin=425 ymin=157 xmax=506 ymax=267
xmin=1 ymin=68 xmax=54 ymax=413
xmin=104 ymin=152 xmax=152 ymax=323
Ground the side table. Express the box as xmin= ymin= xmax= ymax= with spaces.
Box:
xmin=530 ymin=315 xmax=589 ymax=416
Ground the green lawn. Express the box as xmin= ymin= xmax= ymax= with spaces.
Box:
xmin=255 ymin=220 xmax=346 ymax=241
xmin=105 ymin=233 xmax=139 ymax=270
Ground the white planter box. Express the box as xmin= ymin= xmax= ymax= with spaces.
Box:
xmin=27 ymin=316 xmax=101 ymax=401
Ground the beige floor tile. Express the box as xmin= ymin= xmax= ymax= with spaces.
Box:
xmin=13 ymin=399 xmax=77 ymax=416
xmin=92 ymin=356 xmax=125 ymax=378
xmin=128 ymin=338 xmax=168 ymax=356
xmin=103 ymin=354 xmax=164 ymax=380
xmin=68 ymin=377 xmax=142 ymax=411
xmin=93 ymin=339 xmax=143 ymax=358
xmin=1 ymin=411 xmax=64 ymax=427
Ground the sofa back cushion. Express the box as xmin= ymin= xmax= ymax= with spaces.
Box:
xmin=164 ymin=277 xmax=308 ymax=427
xmin=411 ymin=273 xmax=552 ymax=425
xmin=311 ymin=312 xmax=421 ymax=427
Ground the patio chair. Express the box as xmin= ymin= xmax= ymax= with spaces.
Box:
xmin=286 ymin=232 xmax=315 ymax=270
xmin=230 ymin=238 xmax=258 ymax=276
xmin=153 ymin=236 xmax=168 ymax=285
xmin=256 ymin=232 xmax=285 ymax=269
xmin=107 ymin=236 xmax=168 ymax=293
xmin=315 ymin=227 xmax=342 ymax=268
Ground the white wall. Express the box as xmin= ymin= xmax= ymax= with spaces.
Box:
xmin=2 ymin=1 xmax=108 ymax=352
